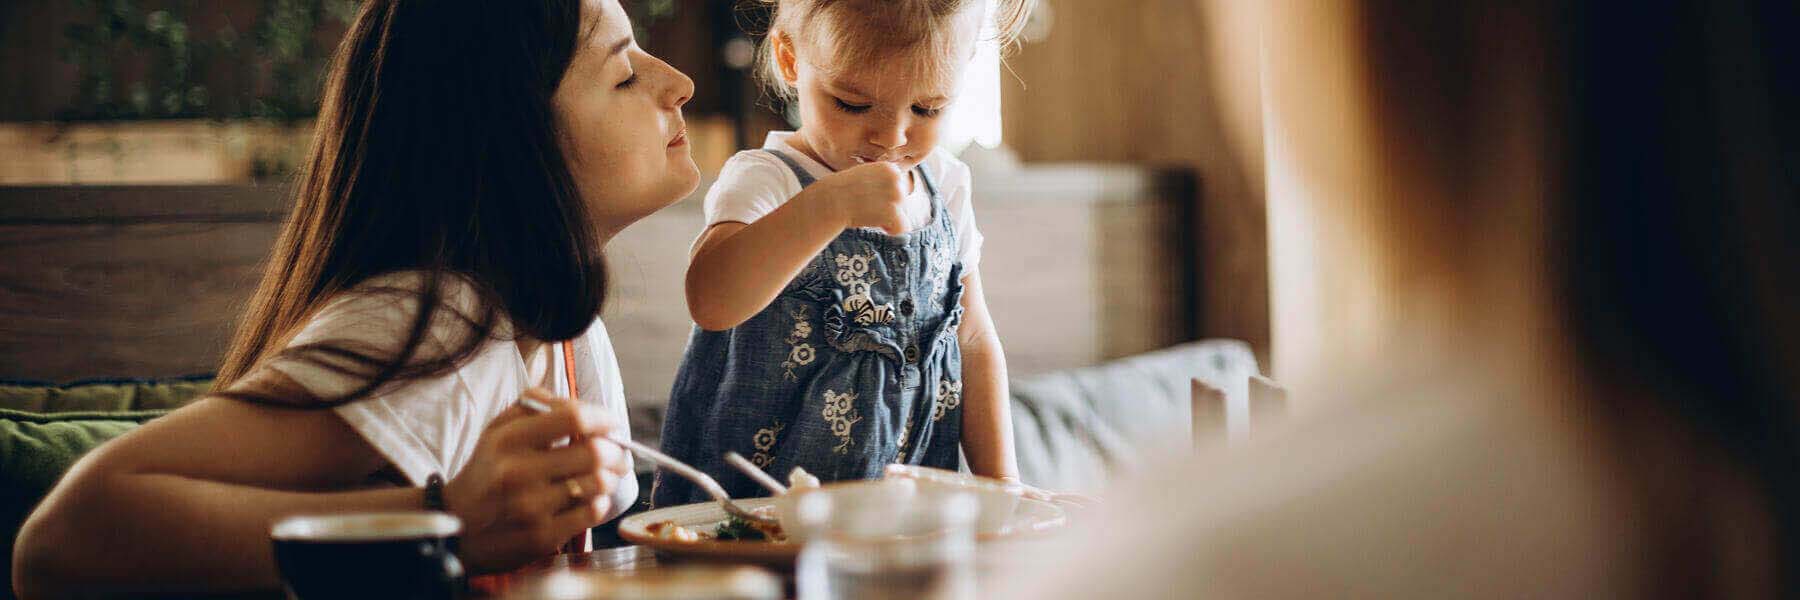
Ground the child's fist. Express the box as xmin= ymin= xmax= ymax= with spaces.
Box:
xmin=816 ymin=161 xmax=911 ymax=235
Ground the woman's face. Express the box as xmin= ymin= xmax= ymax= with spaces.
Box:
xmin=554 ymin=0 xmax=699 ymax=242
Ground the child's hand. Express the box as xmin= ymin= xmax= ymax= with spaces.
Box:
xmin=813 ymin=161 xmax=910 ymax=235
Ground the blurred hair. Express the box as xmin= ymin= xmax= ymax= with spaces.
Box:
xmin=212 ymin=0 xmax=609 ymax=406
xmin=747 ymin=0 xmax=1035 ymax=100
xmin=1350 ymin=0 xmax=1799 ymax=592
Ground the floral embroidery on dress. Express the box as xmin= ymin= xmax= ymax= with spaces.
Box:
xmin=832 ymin=251 xmax=895 ymax=329
xmin=933 ymin=379 xmax=963 ymax=422
xmin=927 ymin=239 xmax=956 ymax=300
xmin=781 ymin=306 xmax=816 ymax=381
xmin=750 ymin=421 xmax=785 ymax=467
xmin=821 ymin=389 xmax=863 ymax=454
xmin=834 ymin=253 xmax=874 ymax=286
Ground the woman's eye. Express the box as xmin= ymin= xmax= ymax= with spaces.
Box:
xmin=833 ymin=98 xmax=872 ymax=114
xmin=912 ymin=105 xmax=944 ymax=118
xmin=616 ymin=73 xmax=639 ymax=89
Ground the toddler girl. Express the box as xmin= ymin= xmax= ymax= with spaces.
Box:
xmin=654 ymin=0 xmax=1033 ymax=505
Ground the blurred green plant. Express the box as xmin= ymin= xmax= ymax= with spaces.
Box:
xmin=59 ymin=0 xmax=676 ymax=122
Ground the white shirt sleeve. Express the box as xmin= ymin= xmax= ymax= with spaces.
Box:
xmin=942 ymin=158 xmax=985 ymax=274
xmin=263 ymin=272 xmax=506 ymax=486
xmin=703 ymin=151 xmax=800 ymax=228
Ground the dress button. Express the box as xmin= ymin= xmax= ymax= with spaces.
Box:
xmin=904 ymin=344 xmax=920 ymax=363
xmin=899 ymin=299 xmax=915 ymax=316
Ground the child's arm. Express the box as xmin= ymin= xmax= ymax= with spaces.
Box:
xmin=687 ymin=162 xmax=911 ymax=331
xmin=956 ymin=271 xmax=1021 ymax=480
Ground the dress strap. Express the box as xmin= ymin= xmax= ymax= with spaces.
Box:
xmin=915 ymin=161 xmax=940 ymax=200
xmin=762 ymin=149 xmax=819 ymax=188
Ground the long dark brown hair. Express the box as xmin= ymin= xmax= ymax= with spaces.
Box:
xmin=214 ymin=0 xmax=606 ymax=406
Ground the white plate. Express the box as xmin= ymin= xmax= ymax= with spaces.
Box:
xmin=619 ymin=496 xmax=1068 ymax=567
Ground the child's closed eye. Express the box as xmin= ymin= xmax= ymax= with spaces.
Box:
xmin=833 ymin=97 xmax=873 ymax=114
xmin=912 ymin=105 xmax=944 ymax=118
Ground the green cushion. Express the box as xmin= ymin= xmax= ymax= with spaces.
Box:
xmin=0 ymin=377 xmax=213 ymax=413
xmin=1 ymin=408 xmax=170 ymax=600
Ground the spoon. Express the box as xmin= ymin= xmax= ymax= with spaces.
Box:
xmin=723 ymin=452 xmax=788 ymax=496
xmin=517 ymin=395 xmax=778 ymax=527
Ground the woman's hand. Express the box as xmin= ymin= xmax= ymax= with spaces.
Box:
xmin=445 ymin=388 xmax=629 ymax=572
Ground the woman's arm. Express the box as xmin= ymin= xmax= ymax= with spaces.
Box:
xmin=13 ymin=390 xmax=408 ymax=596
xmin=956 ymin=273 xmax=1020 ymax=480
xmin=686 ymin=161 xmax=910 ymax=331
xmin=13 ymin=374 xmax=625 ymax=598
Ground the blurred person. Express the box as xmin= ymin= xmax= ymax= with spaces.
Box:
xmin=994 ymin=0 xmax=1798 ymax=597
xmin=14 ymin=0 xmax=698 ymax=596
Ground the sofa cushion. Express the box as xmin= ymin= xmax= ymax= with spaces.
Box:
xmin=1009 ymin=339 xmax=1259 ymax=493
xmin=0 ymin=376 xmax=214 ymax=413
xmin=2 ymin=409 xmax=170 ymax=600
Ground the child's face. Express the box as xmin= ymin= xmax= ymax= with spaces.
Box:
xmin=778 ymin=17 xmax=981 ymax=173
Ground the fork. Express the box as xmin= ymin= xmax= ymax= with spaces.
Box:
xmin=517 ymin=396 xmax=778 ymax=527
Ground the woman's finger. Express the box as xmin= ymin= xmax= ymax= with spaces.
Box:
xmin=502 ymin=397 xmax=618 ymax=450
xmin=485 ymin=395 xmax=543 ymax=432
xmin=526 ymin=438 xmax=605 ymax=480
xmin=549 ymin=493 xmax=613 ymax=541
xmin=520 ymin=387 xmax=621 ymax=440
xmin=500 ymin=472 xmax=611 ymax=525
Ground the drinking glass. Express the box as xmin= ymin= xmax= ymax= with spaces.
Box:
xmin=794 ymin=481 xmax=980 ymax=600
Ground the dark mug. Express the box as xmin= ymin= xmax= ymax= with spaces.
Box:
xmin=271 ymin=512 xmax=466 ymax=600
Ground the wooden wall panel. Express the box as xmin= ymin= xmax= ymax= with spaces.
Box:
xmin=0 ymin=168 xmax=1188 ymax=406
xmin=0 ymin=222 xmax=274 ymax=379
xmin=1002 ymin=0 xmax=1269 ymax=365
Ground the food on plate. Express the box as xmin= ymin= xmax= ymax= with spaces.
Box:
xmin=645 ymin=507 xmax=788 ymax=544
xmin=645 ymin=520 xmax=703 ymax=543
xmin=715 ymin=507 xmax=787 ymax=542
xmin=787 ymin=467 xmax=820 ymax=491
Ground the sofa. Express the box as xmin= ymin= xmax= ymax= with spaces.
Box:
xmin=0 ymin=339 xmax=1257 ymax=598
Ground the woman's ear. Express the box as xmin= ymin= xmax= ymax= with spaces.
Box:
xmin=773 ymin=32 xmax=801 ymax=84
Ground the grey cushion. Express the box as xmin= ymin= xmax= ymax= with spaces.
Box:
xmin=1009 ymin=340 xmax=1258 ymax=492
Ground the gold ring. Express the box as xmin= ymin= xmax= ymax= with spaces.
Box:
xmin=564 ymin=478 xmax=584 ymax=499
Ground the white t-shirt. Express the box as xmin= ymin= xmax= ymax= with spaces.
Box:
xmin=703 ymin=132 xmax=985 ymax=272
xmin=264 ymin=272 xmax=637 ymax=522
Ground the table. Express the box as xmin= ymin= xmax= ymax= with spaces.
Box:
xmin=469 ymin=546 xmax=664 ymax=597
xmin=469 ymin=545 xmax=796 ymax=598
xmin=468 ymin=536 xmax=1056 ymax=599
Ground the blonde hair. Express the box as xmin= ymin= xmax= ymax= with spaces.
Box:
xmin=751 ymin=0 xmax=1035 ymax=100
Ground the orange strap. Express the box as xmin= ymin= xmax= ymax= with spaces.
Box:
xmin=558 ymin=339 xmax=592 ymax=554
xmin=560 ymin=340 xmax=580 ymax=400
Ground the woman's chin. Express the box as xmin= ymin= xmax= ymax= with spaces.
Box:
xmin=670 ymin=155 xmax=702 ymax=199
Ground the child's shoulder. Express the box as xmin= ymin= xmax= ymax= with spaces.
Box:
xmin=919 ymin=148 xmax=972 ymax=188
xmin=711 ymin=149 xmax=803 ymax=196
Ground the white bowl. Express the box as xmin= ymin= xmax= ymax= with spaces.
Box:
xmin=880 ymin=464 xmax=1023 ymax=535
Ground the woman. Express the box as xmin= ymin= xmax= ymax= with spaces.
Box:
xmin=998 ymin=0 xmax=1797 ymax=597
xmin=13 ymin=0 xmax=696 ymax=595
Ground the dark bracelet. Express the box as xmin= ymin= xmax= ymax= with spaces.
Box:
xmin=423 ymin=473 xmax=447 ymax=511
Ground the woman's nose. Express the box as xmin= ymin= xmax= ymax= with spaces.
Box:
xmin=656 ymin=56 xmax=694 ymax=109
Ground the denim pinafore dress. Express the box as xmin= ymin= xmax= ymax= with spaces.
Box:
xmin=653 ymin=150 xmax=967 ymax=507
